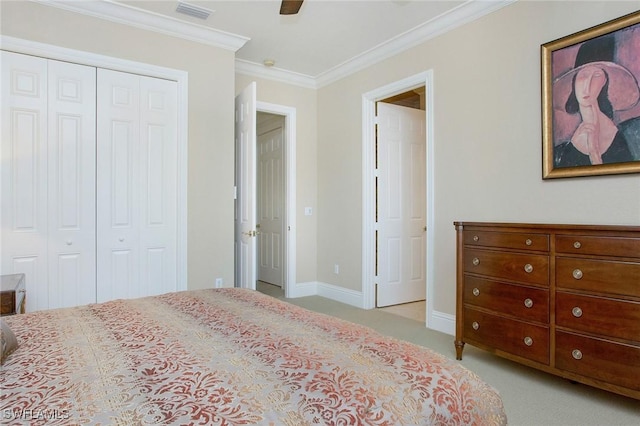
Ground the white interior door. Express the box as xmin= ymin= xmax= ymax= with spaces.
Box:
xmin=376 ymin=102 xmax=426 ymax=307
xmin=47 ymin=59 xmax=97 ymax=309
xmin=257 ymin=114 xmax=285 ymax=286
xmin=97 ymin=69 xmax=178 ymax=302
xmin=1 ymin=52 xmax=49 ymax=312
xmin=235 ymin=82 xmax=257 ymax=289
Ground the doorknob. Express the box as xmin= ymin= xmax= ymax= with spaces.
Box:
xmin=242 ymin=230 xmax=256 ymax=237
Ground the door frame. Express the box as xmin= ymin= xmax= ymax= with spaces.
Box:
xmin=2 ymin=35 xmax=189 ymax=293
xmin=361 ymin=71 xmax=435 ymax=324
xmin=256 ymin=101 xmax=296 ymax=298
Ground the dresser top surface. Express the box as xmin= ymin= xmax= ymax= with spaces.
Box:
xmin=454 ymin=222 xmax=640 ymax=233
xmin=0 ymin=274 xmax=25 ymax=293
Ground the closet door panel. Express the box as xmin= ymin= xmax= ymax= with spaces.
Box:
xmin=47 ymin=60 xmax=97 ymax=309
xmin=1 ymin=52 xmax=49 ymax=312
xmin=97 ymin=69 xmax=141 ymax=302
xmin=140 ymin=77 xmax=178 ymax=296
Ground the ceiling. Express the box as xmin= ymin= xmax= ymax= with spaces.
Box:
xmin=49 ymin=0 xmax=514 ymax=87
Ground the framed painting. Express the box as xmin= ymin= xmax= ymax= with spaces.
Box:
xmin=541 ymin=11 xmax=640 ymax=179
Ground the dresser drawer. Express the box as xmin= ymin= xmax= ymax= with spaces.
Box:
xmin=464 ymin=248 xmax=549 ymax=286
xmin=556 ymin=292 xmax=640 ymax=342
xmin=556 ymin=235 xmax=640 ymax=259
xmin=556 ymin=331 xmax=640 ymax=391
xmin=464 ymin=276 xmax=549 ymax=323
xmin=464 ymin=308 xmax=549 ymax=364
xmin=464 ymin=230 xmax=549 ymax=252
xmin=556 ymin=258 xmax=640 ymax=297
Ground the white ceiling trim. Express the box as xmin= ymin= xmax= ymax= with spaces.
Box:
xmin=235 ymin=59 xmax=318 ymax=89
xmin=314 ymin=0 xmax=517 ymax=88
xmin=33 ymin=0 xmax=249 ymax=52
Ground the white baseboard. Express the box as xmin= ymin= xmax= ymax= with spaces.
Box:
xmin=287 ymin=281 xmax=318 ymax=298
xmin=317 ymin=282 xmax=364 ymax=309
xmin=288 ymin=281 xmax=364 ymax=308
xmin=429 ymin=310 xmax=455 ymax=336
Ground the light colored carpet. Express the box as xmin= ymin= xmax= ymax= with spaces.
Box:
xmin=257 ymin=282 xmax=640 ymax=426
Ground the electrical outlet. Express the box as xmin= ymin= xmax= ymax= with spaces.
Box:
xmin=334 ymin=264 xmax=339 ymax=274
xmin=215 ymin=278 xmax=223 ymax=288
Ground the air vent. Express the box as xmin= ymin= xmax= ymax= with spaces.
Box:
xmin=176 ymin=1 xmax=213 ymax=20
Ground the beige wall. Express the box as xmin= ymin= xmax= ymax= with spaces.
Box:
xmin=316 ymin=1 xmax=640 ymax=315
xmin=235 ymin=75 xmax=318 ymax=284
xmin=1 ymin=1 xmax=237 ymax=290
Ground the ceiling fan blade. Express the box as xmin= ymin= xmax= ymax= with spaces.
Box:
xmin=280 ymin=0 xmax=303 ymax=15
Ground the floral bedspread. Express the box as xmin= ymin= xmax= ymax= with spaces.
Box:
xmin=1 ymin=289 xmax=507 ymax=425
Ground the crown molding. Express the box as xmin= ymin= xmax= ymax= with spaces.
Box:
xmin=314 ymin=0 xmax=517 ymax=87
xmin=235 ymin=59 xmax=317 ymax=89
xmin=32 ymin=0 xmax=249 ymax=52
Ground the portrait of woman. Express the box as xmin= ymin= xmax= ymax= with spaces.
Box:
xmin=552 ymin=28 xmax=640 ymax=168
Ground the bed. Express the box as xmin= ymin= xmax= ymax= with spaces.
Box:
xmin=1 ymin=288 xmax=507 ymax=425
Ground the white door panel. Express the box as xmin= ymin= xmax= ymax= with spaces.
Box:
xmin=376 ymin=102 xmax=426 ymax=307
xmin=1 ymin=52 xmax=49 ymax=312
xmin=257 ymin=115 xmax=284 ymax=286
xmin=47 ymin=59 xmax=97 ymax=309
xmin=139 ymin=76 xmax=178 ymax=296
xmin=97 ymin=70 xmax=177 ymax=302
xmin=97 ymin=69 xmax=140 ymax=302
xmin=235 ymin=83 xmax=257 ymax=289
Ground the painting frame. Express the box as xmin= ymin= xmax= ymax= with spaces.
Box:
xmin=541 ymin=11 xmax=640 ymax=179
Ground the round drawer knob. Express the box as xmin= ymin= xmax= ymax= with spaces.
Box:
xmin=525 ymin=238 xmax=532 ymax=246
xmin=572 ymin=349 xmax=583 ymax=360
xmin=472 ymin=288 xmax=480 ymax=297
xmin=573 ymin=241 xmax=582 ymax=249
xmin=524 ymin=336 xmax=533 ymax=346
xmin=524 ymin=298 xmax=534 ymax=308
xmin=472 ymin=321 xmax=479 ymax=330
xmin=572 ymin=306 xmax=583 ymax=318
xmin=66 ymin=240 xmax=73 ymax=245
xmin=572 ymin=269 xmax=583 ymax=280
xmin=524 ymin=263 xmax=534 ymax=273
xmin=119 ymin=237 xmax=125 ymax=242
xmin=473 ymin=235 xmax=479 ymax=242
xmin=472 ymin=257 xmax=480 ymax=266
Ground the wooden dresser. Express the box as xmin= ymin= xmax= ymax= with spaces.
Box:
xmin=454 ymin=222 xmax=640 ymax=400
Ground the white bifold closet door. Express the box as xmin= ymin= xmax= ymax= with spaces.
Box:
xmin=1 ymin=52 xmax=97 ymax=311
xmin=1 ymin=51 xmax=178 ymax=311
xmin=96 ymin=69 xmax=178 ymax=302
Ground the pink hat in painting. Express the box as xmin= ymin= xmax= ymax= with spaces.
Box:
xmin=553 ymin=34 xmax=640 ymax=112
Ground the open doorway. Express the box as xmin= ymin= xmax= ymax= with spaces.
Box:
xmin=256 ymin=112 xmax=285 ymax=293
xmin=362 ymin=71 xmax=435 ymax=327
xmin=234 ymin=85 xmax=297 ymax=298
xmin=375 ymin=88 xmax=426 ymax=321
